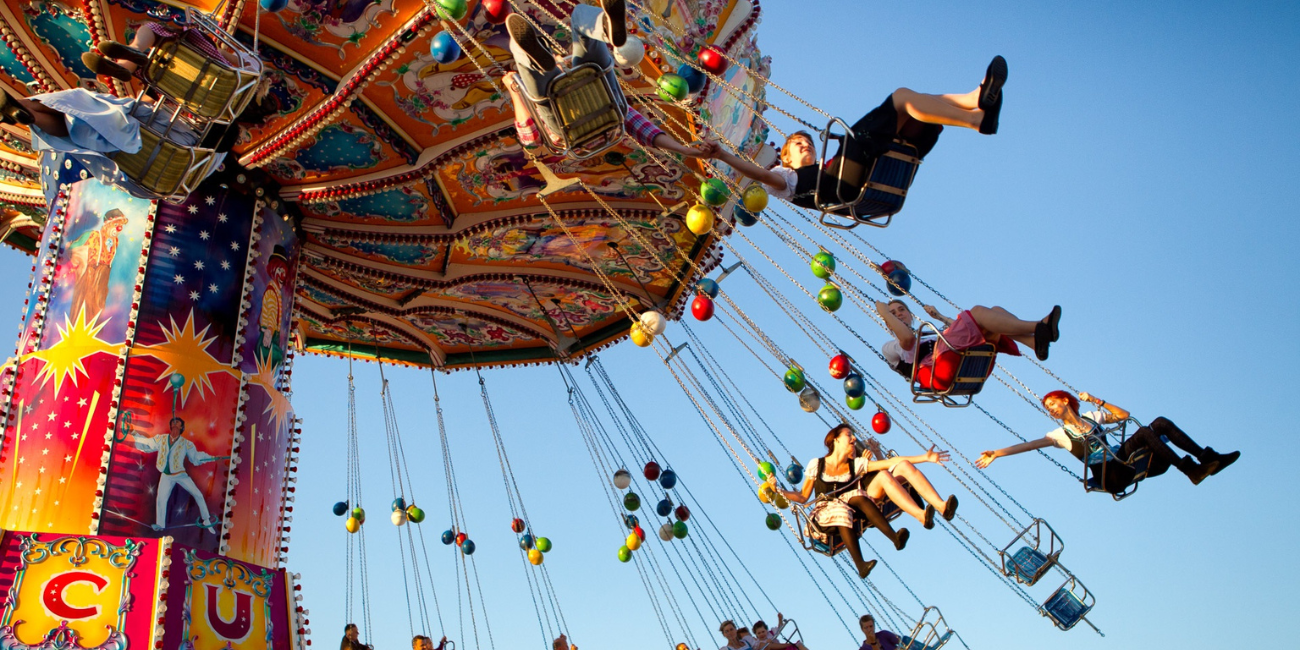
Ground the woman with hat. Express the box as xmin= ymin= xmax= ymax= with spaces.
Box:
xmin=975 ymin=390 xmax=1239 ymax=493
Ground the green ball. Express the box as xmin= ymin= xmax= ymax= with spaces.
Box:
xmin=846 ymin=394 xmax=866 ymax=410
xmin=811 ymin=251 xmax=836 ymax=279
xmin=672 ymin=521 xmax=688 ymax=539
xmin=765 ymin=513 xmax=781 ymax=530
xmin=536 ymin=536 xmax=552 ymax=553
xmin=757 ymin=461 xmax=775 ymax=481
xmin=818 ymin=284 xmax=843 ymax=312
xmin=656 ymin=73 xmax=689 ymax=102
xmin=435 ymin=0 xmax=467 ymax=20
xmin=406 ymin=505 xmax=426 ymax=523
xmin=617 ymin=545 xmax=632 ymax=562
xmin=699 ymin=178 xmax=730 ymax=207
xmin=783 ymin=367 xmax=806 ymax=393
xmin=623 ymin=492 xmax=641 ymax=512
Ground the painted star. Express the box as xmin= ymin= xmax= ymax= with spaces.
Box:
xmin=209 ymin=283 xmax=219 ymax=294
xmin=77 ymin=398 xmax=87 ymax=407
xmin=41 ymin=448 xmax=48 ymax=455
xmin=218 ymin=214 xmax=228 ymax=223
xmin=63 ymin=455 xmax=70 ymax=462
xmin=174 ymin=274 xmax=185 ymax=284
xmin=37 ymin=466 xmax=45 ymax=474
xmin=194 ymin=261 xmax=205 ymax=270
xmin=231 ymin=241 xmax=241 ymax=251
xmin=165 ymin=224 xmax=177 ymax=234
xmin=169 ymin=246 xmax=180 ymax=257
xmin=187 ymin=205 xmax=198 ymax=214
xmin=205 ymin=196 xmax=215 ymax=205
xmin=46 ymin=412 xmax=55 ymax=422
xmin=189 ymin=291 xmax=200 ymax=301
xmin=70 ymin=433 xmax=78 ymax=440
xmin=199 ymin=231 xmax=210 ymax=241
xmin=34 ymin=488 xmax=41 ymax=495
xmin=62 ymin=421 xmax=69 ymax=428
xmin=220 ymin=260 xmax=231 ymax=270
xmin=57 ymin=477 xmax=65 ymax=484
xmin=45 ymin=431 xmax=52 ymax=438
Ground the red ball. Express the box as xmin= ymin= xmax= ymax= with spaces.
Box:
xmin=643 ymin=461 xmax=661 ymax=481
xmin=481 ymin=0 xmax=509 ymax=24
xmin=674 ymin=504 xmax=690 ymax=521
xmin=691 ymin=294 xmax=714 ymax=321
xmin=455 ymin=532 xmax=467 ymax=546
xmin=828 ymin=354 xmax=851 ymax=379
xmin=634 ymin=525 xmax=646 ymax=541
xmin=880 ymin=260 xmax=897 ymax=275
xmin=697 ymin=45 xmax=726 ymax=76
xmin=510 ymin=518 xmax=525 ymax=533
xmin=871 ymin=411 xmax=892 ymax=434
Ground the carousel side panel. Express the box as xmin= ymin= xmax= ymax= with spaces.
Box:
xmin=223 ymin=380 xmax=295 ymax=567
xmin=161 ymin=544 xmax=293 ymax=650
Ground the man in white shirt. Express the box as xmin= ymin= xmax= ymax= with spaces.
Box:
xmin=131 ymin=416 xmax=223 ymax=530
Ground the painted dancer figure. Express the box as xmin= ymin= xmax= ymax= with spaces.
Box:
xmin=130 ymin=416 xmax=223 ymax=530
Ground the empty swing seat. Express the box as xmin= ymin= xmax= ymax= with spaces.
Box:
xmin=1007 ymin=546 xmax=1054 ymax=586
xmin=898 ymin=631 xmax=953 ymax=650
xmin=1041 ymin=586 xmax=1092 ymax=631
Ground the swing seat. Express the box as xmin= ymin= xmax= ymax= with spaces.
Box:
xmin=1041 ymin=585 xmax=1093 ymax=631
xmin=141 ymin=9 xmax=261 ymax=123
xmin=815 ymin=117 xmax=921 ymax=230
xmin=898 ymin=631 xmax=952 ymax=650
xmin=1008 ymin=547 xmax=1053 ymax=585
xmin=998 ymin=518 xmax=1062 ymax=586
xmin=1082 ymin=421 xmax=1156 ymax=500
xmin=797 ymin=478 xmax=916 ymax=557
xmin=910 ymin=322 xmax=997 ymax=408
xmin=512 ymin=60 xmax=628 ymax=162
xmin=901 ymin=606 xmax=954 ymax=650
xmin=110 ymin=102 xmax=218 ymax=202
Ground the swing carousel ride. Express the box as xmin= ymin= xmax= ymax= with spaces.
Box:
xmin=0 ymin=0 xmax=1165 ymax=648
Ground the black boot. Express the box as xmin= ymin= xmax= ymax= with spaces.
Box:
xmin=1199 ymin=447 xmax=1239 ymax=475
xmin=942 ymin=494 xmax=959 ymax=521
xmin=0 ymin=91 xmax=33 ymax=126
xmin=923 ymin=505 xmax=935 ymax=530
xmin=599 ymin=0 xmax=627 ymax=47
xmin=1177 ymin=455 xmax=1216 ymax=485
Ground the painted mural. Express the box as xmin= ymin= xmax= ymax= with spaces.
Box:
xmin=223 ymin=382 xmax=294 ymax=568
xmin=440 ymin=279 xmax=623 ymax=332
xmin=239 ymin=204 xmax=300 ymax=380
xmin=407 ymin=311 xmax=535 ymax=349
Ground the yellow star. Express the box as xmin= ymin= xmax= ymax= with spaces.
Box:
xmin=24 ymin=308 xmax=122 ymax=395
xmin=132 ymin=309 xmax=236 ymax=404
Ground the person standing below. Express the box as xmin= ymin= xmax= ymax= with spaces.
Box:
xmin=130 ymin=416 xmax=224 ymax=531
xmin=341 ymin=624 xmax=371 ymax=650
xmin=858 ymin=614 xmax=899 ymax=650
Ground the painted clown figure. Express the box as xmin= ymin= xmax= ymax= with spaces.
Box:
xmin=131 ymin=417 xmax=222 ymax=530
xmin=255 ymin=245 xmax=289 ymax=370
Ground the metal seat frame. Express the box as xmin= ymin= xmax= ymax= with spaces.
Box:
xmin=512 ymin=58 xmax=628 ymax=162
xmin=899 ymin=606 xmax=955 ymax=650
xmin=998 ymin=518 xmax=1063 ymax=587
xmin=813 ymin=117 xmax=921 ymax=230
xmin=1081 ymin=417 xmax=1151 ymax=501
xmin=908 ymin=320 xmax=998 ymax=408
xmin=1039 ymin=571 xmax=1099 ymax=633
xmin=791 ymin=473 xmax=915 ymax=557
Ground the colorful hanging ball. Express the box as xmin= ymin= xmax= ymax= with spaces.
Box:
xmin=617 ymin=545 xmax=632 ymax=562
xmin=798 ymin=385 xmax=821 ymax=413
xmin=677 ymin=63 xmax=706 ymax=94
xmin=644 ymin=461 xmax=662 ymax=481
xmin=656 ymin=73 xmax=689 ymax=102
xmin=700 ymin=178 xmax=730 ymax=207
xmin=613 ymin=469 xmax=632 ymax=490
xmin=639 ymin=311 xmax=667 ymax=336
xmin=623 ymin=492 xmax=641 ymax=512
xmin=406 ymin=506 xmax=426 ymax=523
xmin=392 ymin=497 xmax=407 ymax=512
xmin=623 ymin=514 xmax=639 ymax=530
xmin=455 ymin=531 xmax=468 ymax=546
xmin=695 ymin=277 xmax=720 ymax=298
xmin=630 ymin=323 xmax=655 ymax=348
xmin=537 ymin=536 xmax=552 ymax=553
xmin=634 ymin=525 xmax=646 ymax=541
xmin=733 ymin=203 xmax=759 ymax=227
xmin=434 ymin=0 xmax=467 ymax=21
xmin=685 ymin=203 xmax=715 ymax=235
xmin=828 ymin=354 xmax=851 ymax=380
xmin=818 ymin=283 xmax=843 ymax=312
xmin=613 ymin=35 xmax=645 ymax=67
xmin=511 ymin=518 xmax=526 ymax=534
xmin=691 ymin=294 xmax=715 ymax=321
xmin=391 ymin=510 xmax=408 ymax=526
xmin=259 ymin=0 xmax=288 ymax=12
xmin=773 ymin=492 xmax=790 ymax=510
xmin=674 ymin=504 xmax=690 ymax=521
xmin=886 ymin=269 xmax=912 ymax=297
xmin=783 ymin=366 xmax=806 ymax=393
xmin=757 ymin=461 xmax=775 ymax=481
xmin=872 ymin=410 xmax=892 ymax=434
xmin=757 ymin=483 xmax=774 ymax=504
xmin=351 ymin=507 xmax=366 ymax=523
xmin=332 ymin=501 xmax=348 ymax=516
xmin=461 ymin=539 xmax=476 ymax=555
xmin=678 ymin=644 xmax=690 ymax=650
xmin=846 ymin=394 xmax=866 ymax=411
xmin=429 ymin=32 xmax=462 ymax=65
xmin=786 ymin=461 xmax=804 ymax=485
xmin=345 ymin=517 xmax=361 ymax=533
xmin=659 ymin=523 xmax=675 ymax=541
xmin=811 ymin=251 xmax=836 ymax=279
xmin=658 ymin=469 xmax=677 ymax=490
xmin=765 ymin=513 xmax=782 ymax=530
xmin=528 ymin=548 xmax=544 ymax=565
xmin=697 ymin=45 xmax=726 ymax=75
xmin=480 ymin=0 xmax=509 ymax=23
xmin=169 ymin=373 xmax=185 ymax=389
xmin=520 ymin=534 xmax=535 ymax=550
xmin=656 ymin=498 xmax=673 ymax=517
xmin=672 ymin=521 xmax=689 ymax=539
xmin=626 ymin=532 xmax=642 ymax=551
xmin=880 ymin=260 xmax=903 ymax=275
xmin=742 ymin=185 xmax=768 ymax=213
xmin=843 ymin=373 xmax=866 ymax=398
xmin=442 ymin=529 xmax=456 ymax=545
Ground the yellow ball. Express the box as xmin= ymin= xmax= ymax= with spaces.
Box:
xmin=757 ymin=484 xmax=774 ymax=504
xmin=742 ymin=185 xmax=768 ymax=213
xmin=685 ymin=204 xmax=715 ymax=236
xmin=528 ymin=548 xmax=544 ymax=565
xmin=345 ymin=517 xmax=360 ymax=533
xmin=774 ymin=492 xmax=790 ymax=510
xmin=626 ymin=532 xmax=642 ymax=551
xmin=630 ymin=323 xmax=654 ymax=347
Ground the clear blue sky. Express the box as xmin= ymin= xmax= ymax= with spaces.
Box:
xmin=3 ymin=1 xmax=1297 ymax=648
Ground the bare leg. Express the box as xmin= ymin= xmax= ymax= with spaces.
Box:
xmin=117 ymin=27 xmax=158 ymax=74
xmin=892 ymin=87 xmax=983 ymax=131
xmin=864 ymin=472 xmax=927 ymax=523
xmin=968 ymin=305 xmax=1042 ymax=337
xmin=889 ymin=461 xmax=949 ymax=511
xmin=17 ymin=98 xmax=68 ymax=137
xmin=938 ymin=88 xmax=981 ymax=110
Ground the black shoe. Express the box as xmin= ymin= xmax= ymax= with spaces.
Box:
xmin=98 ymin=41 xmax=150 ymax=67
xmin=1033 ymin=322 xmax=1051 ymax=361
xmin=857 ymin=558 xmax=877 ymax=579
xmin=1201 ymin=447 xmax=1240 ymax=475
xmin=82 ymin=52 xmax=133 ymax=82
xmin=0 ymin=91 xmax=32 ymax=126
xmin=942 ymin=494 xmax=959 ymax=521
xmin=507 ymin=15 xmax=556 ymax=73
xmin=1179 ymin=456 xmax=1217 ymax=485
xmin=893 ymin=528 xmax=909 ymax=551
xmin=600 ymin=0 xmax=627 ymax=47
xmin=1044 ymin=305 xmax=1061 ymax=342
xmin=923 ymin=505 xmax=935 ymax=530
xmin=978 ymin=56 xmax=1007 ymax=135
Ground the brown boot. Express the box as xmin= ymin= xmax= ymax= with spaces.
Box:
xmin=0 ymin=90 xmax=32 ymax=126
xmin=98 ymin=41 xmax=150 ymax=67
xmin=82 ymin=52 xmax=133 ymax=82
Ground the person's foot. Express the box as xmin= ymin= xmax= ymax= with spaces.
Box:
xmin=1033 ymin=322 xmax=1052 ymax=361
xmin=600 ymin=0 xmax=627 ymax=47
xmin=81 ymin=52 xmax=133 ymax=82
xmin=1179 ymin=456 xmax=1217 ymax=485
xmin=893 ymin=528 xmax=909 ymax=551
xmin=98 ymin=40 xmax=150 ymax=67
xmin=978 ymin=55 xmax=1007 ymax=135
xmin=0 ymin=90 xmax=33 ymax=126
xmin=506 ymin=15 xmax=556 ymax=73
xmin=1043 ymin=305 xmax=1062 ymax=342
xmin=942 ymin=494 xmax=959 ymax=521
xmin=857 ymin=558 xmax=877 ymax=579
xmin=922 ymin=505 xmax=935 ymax=530
xmin=1200 ymin=447 xmax=1240 ymax=475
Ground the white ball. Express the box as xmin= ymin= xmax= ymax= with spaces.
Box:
xmin=799 ymin=386 xmax=821 ymax=413
xmin=391 ymin=510 xmax=408 ymax=526
xmin=613 ymin=469 xmax=632 ymax=490
xmin=640 ymin=310 xmax=667 ymax=336
xmin=613 ymin=36 xmax=645 ymax=67
xmin=659 ymin=523 xmax=675 ymax=541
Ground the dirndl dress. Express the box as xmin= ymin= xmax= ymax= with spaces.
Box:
xmin=805 ymin=456 xmax=871 ymax=547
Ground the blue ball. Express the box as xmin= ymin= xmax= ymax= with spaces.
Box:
xmin=520 ymin=534 xmax=534 ymax=550
xmin=430 ymin=32 xmax=462 ymax=65
xmin=886 ymin=269 xmax=912 ymax=297
xmin=259 ymin=0 xmax=288 ymax=12
xmin=441 ymin=530 xmax=455 ymax=545
xmin=659 ymin=469 xmax=677 ymax=490
xmin=169 ymin=373 xmax=185 ymax=389
xmin=392 ymin=497 xmax=406 ymax=512
xmin=695 ymin=278 xmax=720 ymax=298
xmin=843 ymin=373 xmax=865 ymax=398
xmin=655 ymin=498 xmax=673 ymax=517
xmin=332 ymin=501 xmax=348 ymax=516
xmin=785 ymin=462 xmax=804 ymax=485
xmin=677 ymin=63 xmax=706 ymax=94
xmin=623 ymin=514 xmax=639 ymax=530
xmin=461 ymin=539 xmax=476 ymax=555
xmin=733 ymin=203 xmax=759 ymax=227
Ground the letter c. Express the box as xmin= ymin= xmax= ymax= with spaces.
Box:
xmin=42 ymin=571 xmax=109 ymax=620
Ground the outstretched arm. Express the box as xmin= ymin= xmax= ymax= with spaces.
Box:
xmin=704 ymin=143 xmax=788 ymax=190
xmin=1079 ymin=392 xmax=1130 ymax=423
xmin=864 ymin=442 xmax=949 ymax=471
xmin=875 ymin=301 xmax=917 ymax=350
xmin=650 ymin=132 xmax=706 ymax=158
xmin=976 ymin=437 xmax=1056 ymax=468
xmin=922 ymin=304 xmax=954 ymax=327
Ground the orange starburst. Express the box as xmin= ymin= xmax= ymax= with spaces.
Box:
xmin=24 ymin=308 xmax=121 ymax=395
xmin=248 ymin=353 xmax=293 ymax=431
xmin=133 ymin=309 xmax=234 ymax=404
